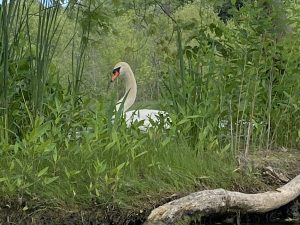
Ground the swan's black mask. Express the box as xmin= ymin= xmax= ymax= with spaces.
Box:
xmin=111 ymin=66 xmax=121 ymax=82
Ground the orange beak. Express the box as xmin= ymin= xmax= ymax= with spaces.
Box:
xmin=111 ymin=71 xmax=120 ymax=82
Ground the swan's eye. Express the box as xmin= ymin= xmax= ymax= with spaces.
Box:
xmin=111 ymin=66 xmax=121 ymax=82
xmin=112 ymin=67 xmax=121 ymax=75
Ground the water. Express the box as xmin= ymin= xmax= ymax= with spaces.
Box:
xmin=240 ymin=222 xmax=300 ymax=225
xmin=214 ymin=221 xmax=300 ymax=225
xmin=194 ymin=217 xmax=300 ymax=225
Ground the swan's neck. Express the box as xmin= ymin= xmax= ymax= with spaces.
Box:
xmin=116 ymin=67 xmax=137 ymax=112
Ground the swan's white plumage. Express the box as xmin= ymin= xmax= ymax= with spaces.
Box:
xmin=124 ymin=109 xmax=170 ymax=132
xmin=111 ymin=62 xmax=170 ymax=131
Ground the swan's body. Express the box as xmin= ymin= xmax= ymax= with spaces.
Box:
xmin=111 ymin=62 xmax=170 ymax=131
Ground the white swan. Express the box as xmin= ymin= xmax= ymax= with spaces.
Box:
xmin=111 ymin=62 xmax=170 ymax=131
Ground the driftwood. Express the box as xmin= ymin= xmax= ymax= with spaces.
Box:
xmin=145 ymin=174 xmax=300 ymax=225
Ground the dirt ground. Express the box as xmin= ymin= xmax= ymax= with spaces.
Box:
xmin=252 ymin=148 xmax=300 ymax=186
xmin=0 ymin=149 xmax=299 ymax=225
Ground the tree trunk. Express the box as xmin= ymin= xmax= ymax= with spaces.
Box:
xmin=145 ymin=175 xmax=300 ymax=225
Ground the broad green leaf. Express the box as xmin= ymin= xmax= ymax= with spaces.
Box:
xmin=44 ymin=176 xmax=59 ymax=185
xmin=38 ymin=167 xmax=49 ymax=177
xmin=134 ymin=151 xmax=148 ymax=159
xmin=53 ymin=149 xmax=58 ymax=163
xmin=0 ymin=177 xmax=8 ymax=183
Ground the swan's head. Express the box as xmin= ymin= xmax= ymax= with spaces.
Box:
xmin=111 ymin=62 xmax=131 ymax=82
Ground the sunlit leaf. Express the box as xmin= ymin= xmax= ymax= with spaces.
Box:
xmin=38 ymin=167 xmax=49 ymax=177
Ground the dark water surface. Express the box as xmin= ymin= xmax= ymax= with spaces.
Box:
xmin=194 ymin=218 xmax=300 ymax=225
xmin=193 ymin=221 xmax=300 ymax=225
xmin=240 ymin=222 xmax=300 ymax=225
xmin=213 ymin=221 xmax=300 ymax=225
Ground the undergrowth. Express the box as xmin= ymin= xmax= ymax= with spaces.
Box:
xmin=0 ymin=96 xmax=239 ymax=209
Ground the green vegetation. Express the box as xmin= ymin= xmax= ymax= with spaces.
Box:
xmin=0 ymin=0 xmax=299 ymax=215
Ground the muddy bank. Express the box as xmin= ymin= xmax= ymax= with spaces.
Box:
xmin=0 ymin=197 xmax=299 ymax=225
xmin=0 ymin=150 xmax=299 ymax=225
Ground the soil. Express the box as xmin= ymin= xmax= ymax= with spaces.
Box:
xmin=0 ymin=149 xmax=299 ymax=225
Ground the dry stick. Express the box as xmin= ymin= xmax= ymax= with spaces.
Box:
xmin=267 ymin=69 xmax=273 ymax=151
xmin=235 ymin=52 xmax=248 ymax=155
xmin=244 ymin=39 xmax=263 ymax=157
xmin=240 ymin=53 xmax=251 ymax=154
xmin=145 ymin=174 xmax=300 ymax=225
xmin=245 ymin=72 xmax=258 ymax=158
xmin=229 ymin=99 xmax=234 ymax=154
xmin=153 ymin=0 xmax=177 ymax=24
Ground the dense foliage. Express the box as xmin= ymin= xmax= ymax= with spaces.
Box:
xmin=0 ymin=0 xmax=299 ymax=209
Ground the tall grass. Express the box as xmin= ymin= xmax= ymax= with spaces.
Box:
xmin=70 ymin=1 xmax=90 ymax=96
xmin=0 ymin=0 xmax=63 ymax=140
xmin=31 ymin=0 xmax=61 ymax=114
xmin=0 ymin=0 xmax=10 ymax=143
xmin=0 ymin=97 xmax=238 ymax=206
xmin=163 ymin=1 xmax=300 ymax=156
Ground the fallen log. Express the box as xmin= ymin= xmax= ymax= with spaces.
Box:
xmin=145 ymin=174 xmax=300 ymax=225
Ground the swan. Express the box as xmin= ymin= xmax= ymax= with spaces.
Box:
xmin=111 ymin=62 xmax=170 ymax=131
